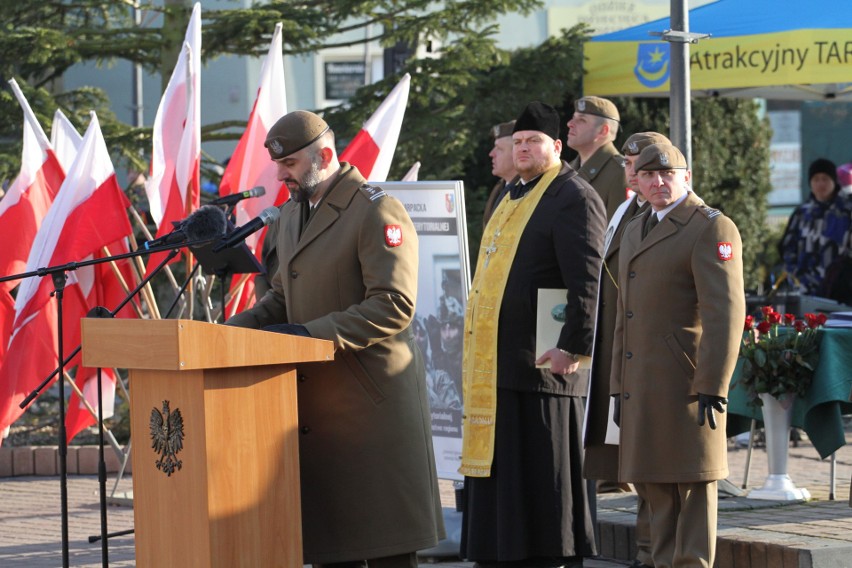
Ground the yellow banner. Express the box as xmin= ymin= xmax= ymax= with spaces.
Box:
xmin=584 ymin=29 xmax=852 ymax=96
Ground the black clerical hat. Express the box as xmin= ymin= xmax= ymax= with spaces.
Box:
xmin=512 ymin=101 xmax=560 ymax=140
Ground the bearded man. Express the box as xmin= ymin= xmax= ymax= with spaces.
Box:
xmin=227 ymin=110 xmax=445 ymax=568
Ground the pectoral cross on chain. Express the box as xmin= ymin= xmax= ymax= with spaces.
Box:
xmin=483 ymin=231 xmax=500 ymax=268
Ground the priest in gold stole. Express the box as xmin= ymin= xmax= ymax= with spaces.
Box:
xmin=460 ymin=101 xmax=606 ymax=568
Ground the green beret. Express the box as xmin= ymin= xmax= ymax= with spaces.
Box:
xmin=513 ymin=102 xmax=560 ymax=140
xmin=635 ymin=143 xmax=688 ymax=171
xmin=621 ymin=131 xmax=671 ymax=156
xmin=491 ymin=120 xmax=516 ymax=140
xmin=265 ymin=110 xmax=330 ymax=160
xmin=574 ymin=96 xmax=620 ymax=122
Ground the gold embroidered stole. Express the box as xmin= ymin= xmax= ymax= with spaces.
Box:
xmin=459 ymin=163 xmax=561 ymax=477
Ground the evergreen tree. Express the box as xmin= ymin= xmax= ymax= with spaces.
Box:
xmin=0 ymin=4 xmax=771 ymax=289
xmin=0 ymin=0 xmax=541 ymax=180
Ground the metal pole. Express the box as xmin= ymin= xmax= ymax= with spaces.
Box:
xmin=830 ymin=452 xmax=836 ymax=500
xmin=742 ymin=419 xmax=757 ymax=489
xmin=363 ymin=23 xmax=371 ymax=85
xmin=132 ymin=3 xmax=144 ymax=128
xmin=670 ymin=0 xmax=692 ymax=167
xmin=52 ymin=273 xmax=70 ymax=568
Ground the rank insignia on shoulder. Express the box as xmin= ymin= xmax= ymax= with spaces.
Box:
xmin=385 ymin=224 xmax=403 ymax=247
xmin=361 ymin=184 xmax=386 ymax=201
xmin=702 ymin=206 xmax=721 ymax=219
xmin=717 ymin=242 xmax=733 ymax=261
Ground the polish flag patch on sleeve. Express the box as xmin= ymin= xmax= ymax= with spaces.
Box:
xmin=385 ymin=224 xmax=403 ymax=247
xmin=717 ymin=242 xmax=733 ymax=261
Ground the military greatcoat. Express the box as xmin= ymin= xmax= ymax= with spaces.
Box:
xmin=610 ymin=192 xmax=745 ymax=483
xmin=253 ymin=209 xmax=281 ymax=300
xmin=570 ymin=141 xmax=627 ymax=220
xmin=228 ymin=163 xmax=444 ymax=564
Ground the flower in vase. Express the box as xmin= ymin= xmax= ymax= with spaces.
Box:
xmin=737 ymin=306 xmax=826 ymax=408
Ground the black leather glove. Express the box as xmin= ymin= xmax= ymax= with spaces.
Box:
xmin=612 ymin=395 xmax=621 ymax=427
xmin=262 ymin=323 xmax=311 ymax=337
xmin=697 ymin=393 xmax=727 ymax=430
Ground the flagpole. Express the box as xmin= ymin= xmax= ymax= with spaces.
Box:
xmin=128 ymin=205 xmax=179 ymax=317
xmin=126 ymin=207 xmax=164 ymax=319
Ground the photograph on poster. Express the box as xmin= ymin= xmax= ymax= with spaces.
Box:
xmin=383 ymin=181 xmax=470 ymax=480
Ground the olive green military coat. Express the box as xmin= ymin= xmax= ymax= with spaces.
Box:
xmin=252 ymin=211 xmax=280 ymax=301
xmin=569 ymin=141 xmax=628 ymax=220
xmin=610 ymin=192 xmax=745 ymax=483
xmin=228 ymin=163 xmax=444 ymax=563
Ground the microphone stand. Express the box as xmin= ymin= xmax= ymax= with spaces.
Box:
xmin=162 ymin=259 xmax=202 ymax=319
xmin=3 ymin=239 xmax=209 ymax=567
xmin=53 ymin=271 xmax=70 ymax=567
xmin=215 ymin=204 xmax=242 ymax=320
xmin=77 ymin=252 xmax=185 ymax=553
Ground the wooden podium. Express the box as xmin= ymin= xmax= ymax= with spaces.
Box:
xmin=81 ymin=318 xmax=333 ymax=567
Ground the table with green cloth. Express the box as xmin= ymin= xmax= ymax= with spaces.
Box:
xmin=727 ymin=327 xmax=852 ymax=459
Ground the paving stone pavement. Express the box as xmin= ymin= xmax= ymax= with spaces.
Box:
xmin=0 ymin=427 xmax=849 ymax=567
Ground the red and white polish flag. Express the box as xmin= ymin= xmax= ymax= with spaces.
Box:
xmin=0 ymin=80 xmax=65 ymax=366
xmin=340 ymin=73 xmax=411 ymax=182
xmin=401 ymin=161 xmax=421 ymax=181
xmin=0 ymin=112 xmax=132 ymax=435
xmin=144 ymin=2 xmax=201 ymax=272
xmin=49 ymin=111 xmax=137 ymax=443
xmin=219 ymin=23 xmax=289 ymax=314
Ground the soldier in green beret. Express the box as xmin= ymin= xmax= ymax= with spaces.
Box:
xmin=228 ymin=109 xmax=445 ymax=568
xmin=567 ymin=96 xmax=628 ymax=220
xmin=610 ymin=142 xmax=745 ymax=568
xmin=482 ymin=120 xmax=518 ymax=227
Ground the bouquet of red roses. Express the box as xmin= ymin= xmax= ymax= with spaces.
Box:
xmin=737 ymin=306 xmax=826 ymax=407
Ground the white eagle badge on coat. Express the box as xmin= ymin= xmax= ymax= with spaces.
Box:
xmin=717 ymin=241 xmax=733 ymax=261
xmin=385 ymin=224 xmax=403 ymax=247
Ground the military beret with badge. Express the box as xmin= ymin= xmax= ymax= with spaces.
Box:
xmin=574 ymin=96 xmax=620 ymax=122
xmin=265 ymin=110 xmax=330 ymax=160
xmin=634 ymin=142 xmax=688 ymax=171
xmin=621 ymin=131 xmax=671 ymax=157
xmin=491 ymin=120 xmax=516 ymax=140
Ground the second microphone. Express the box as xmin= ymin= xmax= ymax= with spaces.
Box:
xmin=212 ymin=207 xmax=281 ymax=252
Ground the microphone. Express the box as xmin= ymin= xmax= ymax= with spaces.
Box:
xmin=208 ymin=186 xmax=266 ymax=207
xmin=142 ymin=205 xmax=228 ymax=250
xmin=212 ymin=207 xmax=280 ymax=252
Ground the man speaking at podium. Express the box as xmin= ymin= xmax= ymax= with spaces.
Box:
xmin=226 ymin=110 xmax=444 ymax=568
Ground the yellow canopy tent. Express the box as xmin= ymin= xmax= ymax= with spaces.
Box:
xmin=584 ymin=0 xmax=852 ymax=101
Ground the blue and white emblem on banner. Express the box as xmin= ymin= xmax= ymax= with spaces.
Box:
xmin=634 ymin=43 xmax=670 ymax=88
